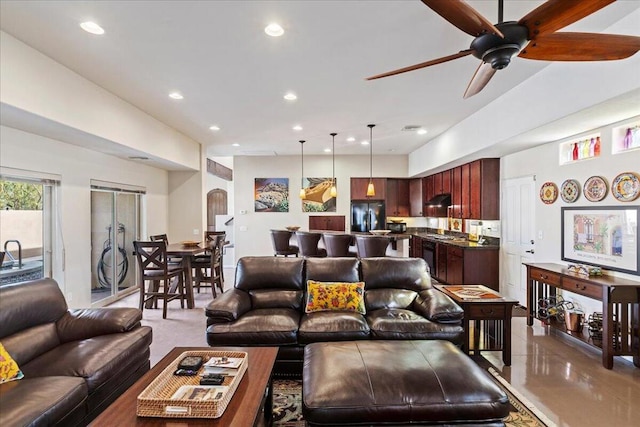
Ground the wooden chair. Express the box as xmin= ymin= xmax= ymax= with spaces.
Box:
xmin=355 ymin=235 xmax=390 ymax=258
xmin=150 ymin=234 xmax=182 ymax=265
xmin=270 ymin=230 xmax=299 ymax=257
xmin=193 ymin=246 xmax=223 ymax=298
xmin=323 ymin=233 xmax=357 ymax=257
xmin=204 ymin=231 xmax=227 ymax=285
xmin=296 ymin=231 xmax=327 ymax=258
xmin=133 ymin=240 xmax=185 ymax=319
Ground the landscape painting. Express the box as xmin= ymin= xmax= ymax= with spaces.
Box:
xmin=254 ymin=178 xmax=289 ymax=212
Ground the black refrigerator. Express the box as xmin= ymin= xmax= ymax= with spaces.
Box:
xmin=351 ymin=201 xmax=386 ymax=232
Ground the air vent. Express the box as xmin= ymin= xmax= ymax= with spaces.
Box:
xmin=401 ymin=125 xmax=422 ymax=132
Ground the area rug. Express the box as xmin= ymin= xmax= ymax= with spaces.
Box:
xmin=273 ymin=372 xmax=555 ymax=427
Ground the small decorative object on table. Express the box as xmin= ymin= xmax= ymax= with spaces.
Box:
xmin=285 ymin=226 xmax=300 ymax=232
xmin=369 ymin=229 xmax=391 ymax=235
xmin=568 ymin=263 xmax=602 ymax=276
xmin=137 ymin=350 xmax=247 ymax=419
xmin=181 ymin=240 xmax=200 ymax=248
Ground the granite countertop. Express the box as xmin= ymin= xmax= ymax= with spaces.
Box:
xmin=409 ymin=231 xmax=500 ymax=249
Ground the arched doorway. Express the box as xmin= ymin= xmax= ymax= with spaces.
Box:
xmin=207 ymin=189 xmax=227 ymax=230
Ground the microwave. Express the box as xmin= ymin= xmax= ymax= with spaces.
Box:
xmin=387 ymin=222 xmax=407 ymax=234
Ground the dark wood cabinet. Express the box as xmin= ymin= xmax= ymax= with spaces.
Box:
xmin=350 ymin=178 xmax=387 ymax=201
xmin=469 ymin=159 xmax=500 ymax=220
xmin=409 ymin=235 xmax=422 ymax=258
xmin=432 ymin=241 xmax=499 ymax=290
xmin=386 ymin=179 xmax=410 ymax=217
xmin=422 ymin=176 xmax=434 ymax=217
xmin=461 ymin=162 xmax=471 ymax=218
xmin=451 ymin=166 xmax=462 ymax=218
xmin=441 ymin=169 xmax=451 ymax=195
xmin=409 ymin=178 xmax=423 ymax=217
xmin=309 ymin=215 xmax=345 ymax=231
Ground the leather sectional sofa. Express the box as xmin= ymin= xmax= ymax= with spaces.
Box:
xmin=205 ymin=256 xmax=464 ymax=374
xmin=0 ymin=278 xmax=152 ymax=427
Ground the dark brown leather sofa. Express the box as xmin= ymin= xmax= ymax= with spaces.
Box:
xmin=205 ymin=256 xmax=463 ymax=374
xmin=0 ymin=278 xmax=152 ymax=427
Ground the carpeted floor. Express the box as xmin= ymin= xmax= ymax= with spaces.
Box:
xmin=272 ymin=370 xmax=555 ymax=427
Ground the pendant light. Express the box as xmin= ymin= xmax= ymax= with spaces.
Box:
xmin=366 ymin=124 xmax=376 ymax=197
xmin=330 ymin=133 xmax=337 ymax=198
xmin=299 ymin=140 xmax=306 ymax=199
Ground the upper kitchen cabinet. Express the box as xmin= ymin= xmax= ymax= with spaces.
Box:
xmin=386 ymin=179 xmax=410 ymax=217
xmin=469 ymin=159 xmax=500 ymax=220
xmin=350 ymin=178 xmax=387 ymax=200
xmin=409 ymin=178 xmax=423 ymax=217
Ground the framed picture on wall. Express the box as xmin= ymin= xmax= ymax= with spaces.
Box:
xmin=302 ymin=178 xmax=336 ymax=213
xmin=254 ymin=178 xmax=289 ymax=212
xmin=561 ymin=206 xmax=639 ymax=275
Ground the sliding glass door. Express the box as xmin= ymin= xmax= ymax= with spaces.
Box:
xmin=91 ymin=185 xmax=142 ymax=305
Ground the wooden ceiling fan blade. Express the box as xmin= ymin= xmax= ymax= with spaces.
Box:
xmin=366 ymin=49 xmax=473 ymax=80
xmin=519 ymin=33 xmax=640 ymax=61
xmin=519 ymin=0 xmax=615 ymax=40
xmin=421 ymin=0 xmax=503 ymax=38
xmin=463 ymin=62 xmax=497 ymax=99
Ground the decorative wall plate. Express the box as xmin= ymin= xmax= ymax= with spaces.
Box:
xmin=611 ymin=172 xmax=640 ymax=202
xmin=539 ymin=182 xmax=558 ymax=204
xmin=560 ymin=179 xmax=580 ymax=203
xmin=583 ymin=176 xmax=608 ymax=202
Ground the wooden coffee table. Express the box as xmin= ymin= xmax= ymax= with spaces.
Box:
xmin=436 ymin=284 xmax=518 ymax=365
xmin=90 ymin=346 xmax=278 ymax=427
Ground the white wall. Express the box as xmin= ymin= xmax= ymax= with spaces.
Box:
xmin=233 ymin=154 xmax=407 ymax=260
xmin=501 ymin=117 xmax=640 ymax=312
xmin=0 ymin=125 xmax=169 ymax=307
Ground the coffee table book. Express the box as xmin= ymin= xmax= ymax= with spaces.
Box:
xmin=136 ymin=350 xmax=247 ymax=419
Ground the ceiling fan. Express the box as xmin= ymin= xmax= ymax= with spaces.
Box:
xmin=367 ymin=0 xmax=640 ymax=98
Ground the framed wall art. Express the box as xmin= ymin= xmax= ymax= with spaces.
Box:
xmin=254 ymin=178 xmax=289 ymax=212
xmin=301 ymin=177 xmax=336 ymax=213
xmin=561 ymin=206 xmax=639 ymax=275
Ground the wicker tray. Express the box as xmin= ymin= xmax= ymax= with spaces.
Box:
xmin=137 ymin=350 xmax=248 ymax=418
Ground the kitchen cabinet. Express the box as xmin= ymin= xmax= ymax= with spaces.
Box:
xmin=350 ymin=178 xmax=387 ymax=200
xmin=469 ymin=159 xmax=500 ymax=220
xmin=409 ymin=178 xmax=423 ymax=216
xmin=422 ymin=176 xmax=434 ymax=217
xmin=451 ymin=166 xmax=462 ymax=218
xmin=309 ymin=215 xmax=345 ymax=231
xmin=461 ymin=163 xmax=471 ymax=218
xmin=430 ymin=241 xmax=499 ymax=290
xmin=386 ymin=179 xmax=410 ymax=216
xmin=409 ymin=235 xmax=422 ymax=258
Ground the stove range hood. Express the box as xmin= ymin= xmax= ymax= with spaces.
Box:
xmin=425 ymin=193 xmax=451 ymax=207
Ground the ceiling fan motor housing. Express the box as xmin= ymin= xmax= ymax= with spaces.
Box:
xmin=470 ymin=21 xmax=529 ymax=69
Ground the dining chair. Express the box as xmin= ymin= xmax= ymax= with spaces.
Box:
xmin=355 ymin=235 xmax=390 ymax=258
xmin=204 ymin=231 xmax=227 ymax=285
xmin=270 ymin=230 xmax=299 ymax=257
xmin=296 ymin=231 xmax=327 ymax=258
xmin=150 ymin=234 xmax=182 ymax=265
xmin=193 ymin=246 xmax=223 ymax=298
xmin=133 ymin=240 xmax=186 ymax=319
xmin=322 ymin=233 xmax=357 ymax=257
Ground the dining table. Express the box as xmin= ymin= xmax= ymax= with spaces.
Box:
xmin=165 ymin=242 xmax=208 ymax=309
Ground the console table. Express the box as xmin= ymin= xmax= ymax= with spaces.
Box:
xmin=524 ymin=263 xmax=640 ymax=369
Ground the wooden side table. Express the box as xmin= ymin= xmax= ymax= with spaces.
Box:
xmin=436 ymin=285 xmax=518 ymax=365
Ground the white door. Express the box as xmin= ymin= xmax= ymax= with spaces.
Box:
xmin=501 ymin=176 xmax=536 ymax=305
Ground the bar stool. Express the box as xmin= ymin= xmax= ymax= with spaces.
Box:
xmin=323 ymin=233 xmax=357 ymax=257
xmin=296 ymin=231 xmax=327 ymax=258
xmin=270 ymin=230 xmax=299 ymax=257
xmin=133 ymin=240 xmax=186 ymax=319
xmin=355 ymin=235 xmax=390 ymax=258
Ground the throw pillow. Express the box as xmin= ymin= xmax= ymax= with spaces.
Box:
xmin=0 ymin=342 xmax=24 ymax=383
xmin=305 ymin=280 xmax=366 ymax=314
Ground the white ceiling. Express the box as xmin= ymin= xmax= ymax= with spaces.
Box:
xmin=1 ymin=0 xmax=639 ymax=161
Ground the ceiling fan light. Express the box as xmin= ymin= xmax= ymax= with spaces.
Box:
xmin=482 ymin=44 xmax=520 ymax=70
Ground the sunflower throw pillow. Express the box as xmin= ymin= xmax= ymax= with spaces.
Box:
xmin=0 ymin=342 xmax=24 ymax=383
xmin=305 ymin=280 xmax=366 ymax=314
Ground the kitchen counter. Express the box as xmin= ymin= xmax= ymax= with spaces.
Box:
xmin=410 ymin=232 xmax=500 ymax=249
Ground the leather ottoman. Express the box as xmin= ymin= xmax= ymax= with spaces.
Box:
xmin=302 ymin=340 xmax=509 ymax=426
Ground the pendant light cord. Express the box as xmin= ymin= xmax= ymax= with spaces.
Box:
xmin=330 ymin=133 xmax=336 ymax=186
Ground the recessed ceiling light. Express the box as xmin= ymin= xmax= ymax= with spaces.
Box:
xmin=324 ymin=148 xmax=331 ymax=153
xmin=264 ymin=23 xmax=284 ymax=37
xmin=284 ymin=92 xmax=297 ymax=101
xmin=232 ymin=143 xmax=240 ymax=147
xmin=209 ymin=125 xmax=221 ymax=131
xmin=346 ymin=137 xmax=355 ymax=142
xmin=80 ymin=21 xmax=105 ymax=35
xmin=292 ymin=125 xmax=303 ymax=131
xmin=361 ymin=140 xmax=369 ymax=145
xmin=417 ymin=128 xmax=428 ymax=135
xmin=169 ymin=92 xmax=184 ymax=100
